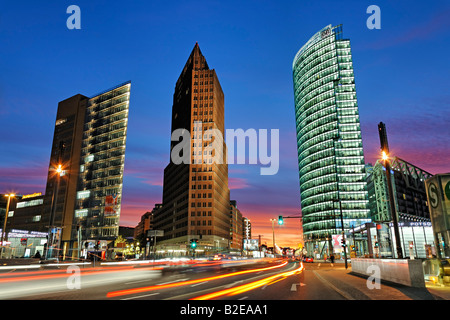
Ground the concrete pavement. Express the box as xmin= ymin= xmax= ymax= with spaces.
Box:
xmin=311 ymin=260 xmax=450 ymax=300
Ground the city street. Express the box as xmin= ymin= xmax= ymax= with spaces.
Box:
xmin=0 ymin=258 xmax=444 ymax=301
xmin=0 ymin=4 xmax=449 ymax=320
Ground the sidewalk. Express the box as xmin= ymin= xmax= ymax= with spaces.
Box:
xmin=424 ymin=282 xmax=450 ymax=300
xmin=312 ymin=261 xmax=450 ymax=300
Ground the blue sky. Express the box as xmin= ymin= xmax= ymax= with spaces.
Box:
xmin=1 ymin=1 xmax=449 ymax=246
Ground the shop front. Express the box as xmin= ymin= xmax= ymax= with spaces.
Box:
xmin=349 ymin=221 xmax=435 ymax=259
xmin=3 ymin=229 xmax=48 ymax=258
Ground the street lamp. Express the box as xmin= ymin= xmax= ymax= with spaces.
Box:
xmin=46 ymin=162 xmax=64 ymax=260
xmin=378 ymin=122 xmax=403 ymax=259
xmin=1 ymin=194 xmax=15 ymax=257
xmin=380 ymin=150 xmax=403 ymax=259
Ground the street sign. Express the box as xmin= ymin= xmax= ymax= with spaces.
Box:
xmin=147 ymin=230 xmax=164 ymax=237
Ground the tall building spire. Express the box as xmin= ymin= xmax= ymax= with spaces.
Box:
xmin=178 ymin=43 xmax=209 ymax=86
xmin=153 ymin=44 xmax=230 ymax=255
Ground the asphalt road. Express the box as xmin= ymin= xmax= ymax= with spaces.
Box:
xmin=0 ymin=258 xmax=439 ymax=302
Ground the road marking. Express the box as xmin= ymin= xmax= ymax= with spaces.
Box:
xmin=290 ymin=283 xmax=306 ymax=291
xmin=224 ymin=280 xmax=243 ymax=288
xmin=166 ymin=263 xmax=298 ymax=300
xmin=156 ymin=278 xmax=190 ymax=285
xmin=0 ymin=265 xmax=41 ymax=270
xmin=238 ymin=296 xmax=248 ymax=300
xmin=313 ymin=271 xmax=354 ymax=300
xmin=125 ymin=279 xmax=150 ymax=285
xmin=121 ymin=292 xmax=160 ymax=300
xmin=191 ymin=281 xmax=208 ymax=287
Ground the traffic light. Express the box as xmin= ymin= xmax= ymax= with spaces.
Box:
xmin=190 ymin=239 xmax=198 ymax=249
xmin=341 ymin=238 xmax=346 ymax=247
xmin=278 ymin=215 xmax=284 ymax=225
xmin=374 ymin=241 xmax=379 ymax=247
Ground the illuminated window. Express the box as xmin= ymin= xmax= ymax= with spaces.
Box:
xmin=16 ymin=199 xmax=44 ymax=208
xmin=85 ymin=155 xmax=94 ymax=163
xmin=77 ymin=190 xmax=91 ymax=199
xmin=75 ymin=209 xmax=88 ymax=218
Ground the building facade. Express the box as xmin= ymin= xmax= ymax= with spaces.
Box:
xmin=152 ymin=43 xmax=230 ymax=255
xmin=6 ymin=193 xmax=44 ymax=231
xmin=366 ymin=157 xmax=432 ymax=223
xmin=243 ymin=217 xmax=251 ymax=241
xmin=349 ymin=218 xmax=435 ymax=259
xmin=230 ymin=200 xmax=243 ymax=252
xmin=1 ymin=194 xmax=20 ymax=250
xmin=365 ymin=157 xmax=433 ymax=258
xmin=425 ymin=173 xmax=450 ymax=258
xmin=292 ymin=24 xmax=370 ymax=256
xmin=134 ymin=204 xmax=161 ymax=239
xmin=42 ymin=81 xmax=131 ymax=259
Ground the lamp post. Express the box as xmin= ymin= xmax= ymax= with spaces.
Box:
xmin=1 ymin=194 xmax=15 ymax=257
xmin=378 ymin=122 xmax=403 ymax=259
xmin=45 ymin=140 xmax=66 ymax=261
xmin=381 ymin=151 xmax=403 ymax=259
xmin=47 ymin=163 xmax=63 ymax=260
xmin=270 ymin=219 xmax=276 ymax=254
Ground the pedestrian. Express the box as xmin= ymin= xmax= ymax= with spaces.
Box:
xmin=330 ymin=253 xmax=334 ymax=264
xmin=34 ymin=251 xmax=41 ymax=259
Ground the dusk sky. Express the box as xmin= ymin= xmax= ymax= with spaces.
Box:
xmin=1 ymin=1 xmax=449 ymax=248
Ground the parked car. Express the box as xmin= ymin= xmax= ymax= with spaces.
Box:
xmin=302 ymin=256 xmax=314 ymax=263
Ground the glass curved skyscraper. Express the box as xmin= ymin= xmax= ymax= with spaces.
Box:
xmin=292 ymin=25 xmax=370 ymax=256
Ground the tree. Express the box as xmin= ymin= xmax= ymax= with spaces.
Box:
xmin=114 ymin=235 xmax=127 ymax=248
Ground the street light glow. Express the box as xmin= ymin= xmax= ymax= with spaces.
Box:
xmin=1 ymin=193 xmax=16 ymax=248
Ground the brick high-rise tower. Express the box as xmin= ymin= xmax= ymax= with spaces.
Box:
xmin=153 ymin=43 xmax=230 ymax=255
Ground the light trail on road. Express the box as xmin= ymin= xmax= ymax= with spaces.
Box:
xmin=0 ymin=265 xmax=163 ymax=284
xmin=190 ymin=262 xmax=304 ymax=300
xmin=106 ymin=261 xmax=288 ymax=298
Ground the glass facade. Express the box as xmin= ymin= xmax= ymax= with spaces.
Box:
xmin=366 ymin=158 xmax=432 ymax=223
xmin=74 ymin=81 xmax=131 ymax=240
xmin=353 ymin=222 xmax=435 ymax=259
xmin=292 ymin=25 xmax=370 ymax=254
